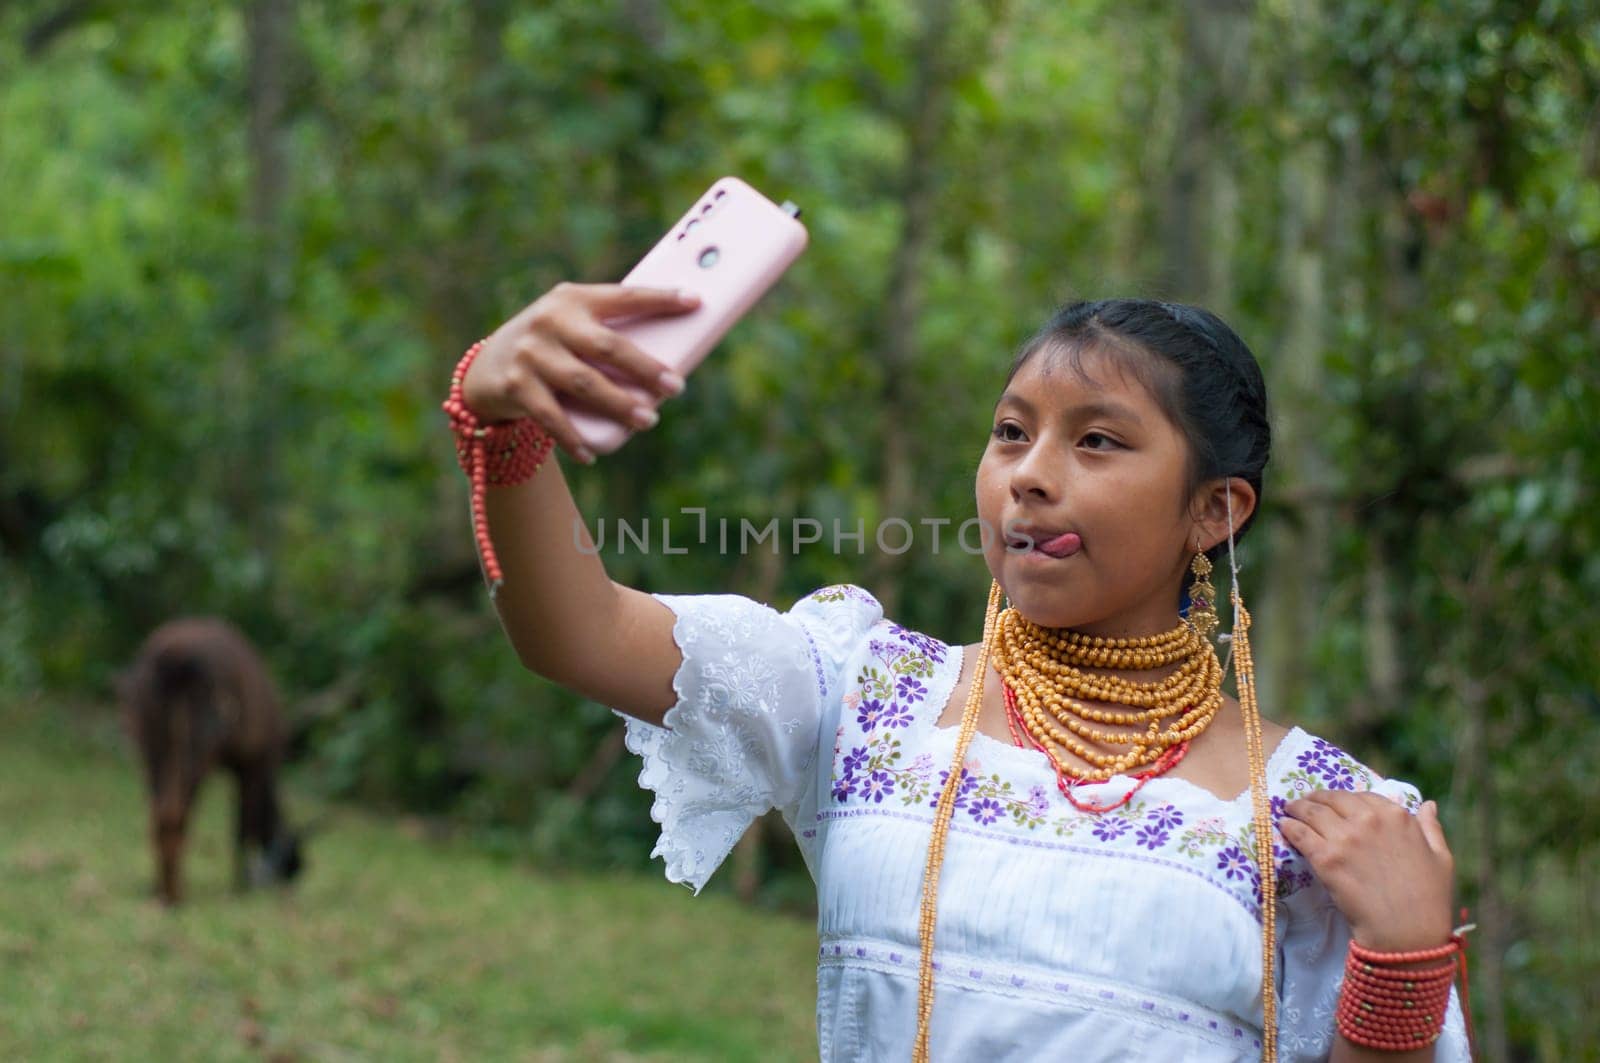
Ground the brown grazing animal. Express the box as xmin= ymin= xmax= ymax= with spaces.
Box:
xmin=118 ymin=617 xmax=304 ymax=905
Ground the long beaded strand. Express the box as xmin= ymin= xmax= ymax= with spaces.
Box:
xmin=1232 ymin=592 xmax=1276 ymax=1060
xmin=1223 ymin=484 xmax=1277 ymax=1062
xmin=912 ymin=578 xmax=1003 ymax=1063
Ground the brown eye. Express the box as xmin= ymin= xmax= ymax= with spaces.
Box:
xmin=991 ymin=423 xmax=1024 ymax=442
xmin=1081 ymin=432 xmax=1119 ymax=450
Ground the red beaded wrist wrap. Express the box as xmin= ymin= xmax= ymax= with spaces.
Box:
xmin=442 ymin=339 xmax=555 ymax=597
xmin=1334 ymin=933 xmax=1467 ymax=1052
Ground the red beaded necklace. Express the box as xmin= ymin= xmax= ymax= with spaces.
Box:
xmin=1001 ymin=676 xmax=1191 ymax=814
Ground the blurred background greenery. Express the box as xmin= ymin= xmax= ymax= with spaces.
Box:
xmin=1 ymin=0 xmax=1595 ymax=1059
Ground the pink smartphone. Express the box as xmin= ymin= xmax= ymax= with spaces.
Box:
xmin=560 ymin=176 xmax=809 ymax=454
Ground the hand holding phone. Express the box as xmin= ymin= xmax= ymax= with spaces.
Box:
xmin=559 ymin=176 xmax=809 ymax=454
xmin=458 ymin=177 xmax=806 ymax=463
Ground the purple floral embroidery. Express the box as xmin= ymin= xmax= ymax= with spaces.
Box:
xmin=887 ymin=623 xmax=948 ymax=664
xmin=842 ymin=746 xmax=869 ymax=776
xmin=832 ymin=744 xmax=869 ymax=801
xmin=895 ymin=675 xmax=928 ymax=704
xmin=930 ymin=770 xmax=980 ymax=810
xmin=1269 ymin=795 xmax=1288 ymax=822
xmin=861 ymin=771 xmax=895 ymax=804
xmin=857 ymin=699 xmax=886 ymax=729
xmin=1281 ymin=737 xmax=1373 ymax=802
xmin=1296 ymin=747 xmax=1329 ymax=774
xmin=867 ymin=639 xmax=901 ymax=662
xmin=1296 ymin=737 xmax=1358 ymax=791
xmin=878 ymin=700 xmax=912 ymax=729
xmin=1322 ymin=761 xmax=1356 ymax=791
xmin=1092 ymin=818 xmax=1132 ymax=842
xmin=1145 ymin=803 xmax=1184 ymax=832
xmin=1135 ymin=823 xmax=1170 ymax=850
xmin=1024 ymin=785 xmax=1051 ymax=819
xmin=968 ymin=797 xmax=1004 ymax=825
xmin=1217 ymin=845 xmax=1253 ymax=881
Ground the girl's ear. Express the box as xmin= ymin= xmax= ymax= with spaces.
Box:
xmin=1188 ymin=476 xmax=1257 ymax=552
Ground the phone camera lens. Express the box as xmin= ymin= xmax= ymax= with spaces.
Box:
xmin=697 ymin=247 xmax=720 ymax=269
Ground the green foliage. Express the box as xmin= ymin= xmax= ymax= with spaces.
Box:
xmin=1 ymin=1 xmax=1595 ymax=1055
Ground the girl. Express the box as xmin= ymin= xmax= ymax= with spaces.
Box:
xmin=446 ymin=283 xmax=1471 ymax=1061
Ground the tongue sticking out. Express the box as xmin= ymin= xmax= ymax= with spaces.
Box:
xmin=1038 ymin=532 xmax=1082 ymax=558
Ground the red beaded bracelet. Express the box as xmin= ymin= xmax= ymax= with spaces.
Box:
xmin=1349 ymin=937 xmax=1463 ymax=965
xmin=441 ymin=338 xmax=556 ymax=597
xmin=1335 ymin=931 xmax=1467 ymax=1052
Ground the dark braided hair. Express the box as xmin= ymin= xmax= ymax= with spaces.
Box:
xmin=1003 ymin=299 xmax=1272 ymax=563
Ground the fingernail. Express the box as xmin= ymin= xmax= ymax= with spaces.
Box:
xmin=576 ymin=446 xmax=596 ymax=465
xmin=678 ymin=289 xmax=700 ymax=306
xmin=631 ymin=405 xmax=659 ymax=429
xmin=658 ymin=371 xmax=686 ymax=395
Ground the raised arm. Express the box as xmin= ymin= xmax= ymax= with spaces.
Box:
xmin=458 ymin=282 xmax=702 ymax=726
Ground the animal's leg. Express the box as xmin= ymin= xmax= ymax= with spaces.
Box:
xmin=236 ymin=761 xmax=276 ymax=889
xmin=152 ymin=802 xmax=188 ymax=906
xmin=232 ymin=769 xmax=250 ymax=893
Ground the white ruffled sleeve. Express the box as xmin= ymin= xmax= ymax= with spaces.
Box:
xmin=612 ymin=583 xmax=884 ymax=894
xmin=1276 ymin=775 xmax=1472 ymax=1061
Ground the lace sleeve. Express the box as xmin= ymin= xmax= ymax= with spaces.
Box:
xmin=1276 ymin=775 xmax=1471 ymax=1061
xmin=613 ymin=584 xmax=884 ymax=893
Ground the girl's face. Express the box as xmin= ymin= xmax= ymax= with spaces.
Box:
xmin=975 ymin=343 xmax=1202 ymax=637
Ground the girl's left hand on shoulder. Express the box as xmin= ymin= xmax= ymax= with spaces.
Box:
xmin=1279 ymin=791 xmax=1455 ymax=952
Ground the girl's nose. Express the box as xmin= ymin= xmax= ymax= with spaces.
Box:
xmin=1009 ymin=447 xmax=1061 ymax=502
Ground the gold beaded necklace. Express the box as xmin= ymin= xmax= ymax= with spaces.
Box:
xmin=993 ymin=609 xmax=1223 ymax=783
xmin=913 ymin=504 xmax=1278 ymax=1062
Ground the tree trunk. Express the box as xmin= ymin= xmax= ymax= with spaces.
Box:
xmin=1162 ymin=0 xmax=1253 ymax=308
xmin=231 ymin=0 xmax=292 ymax=561
xmin=868 ymin=0 xmax=968 ymax=618
xmin=565 ymin=725 xmax=627 ymax=804
xmin=1255 ymin=130 xmax=1329 ymax=719
xmin=1359 ymin=535 xmax=1401 ymax=716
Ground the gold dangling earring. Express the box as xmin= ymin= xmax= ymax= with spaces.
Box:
xmin=1185 ymin=543 xmax=1219 ymax=640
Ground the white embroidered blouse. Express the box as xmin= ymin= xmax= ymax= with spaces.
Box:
xmin=610 ymin=583 xmax=1471 ymax=1061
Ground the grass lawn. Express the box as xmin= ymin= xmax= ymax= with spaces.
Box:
xmin=0 ymin=696 xmax=820 ymax=1061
